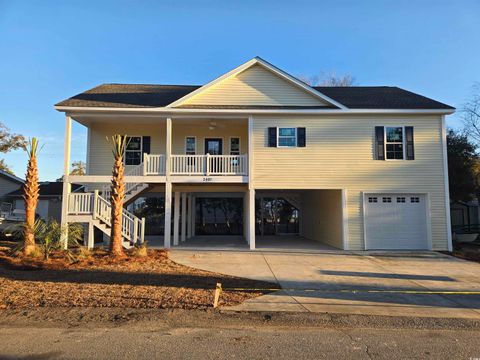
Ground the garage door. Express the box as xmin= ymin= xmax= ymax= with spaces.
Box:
xmin=365 ymin=194 xmax=429 ymax=250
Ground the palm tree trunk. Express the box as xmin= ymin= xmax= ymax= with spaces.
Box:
xmin=110 ymin=156 xmax=125 ymax=256
xmin=23 ymin=144 xmax=39 ymax=256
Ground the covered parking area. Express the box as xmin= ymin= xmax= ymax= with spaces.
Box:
xmin=132 ymin=186 xmax=346 ymax=251
xmin=255 ymin=189 xmax=346 ymax=250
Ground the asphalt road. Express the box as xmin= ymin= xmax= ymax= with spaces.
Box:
xmin=1 ymin=310 xmax=480 ymax=359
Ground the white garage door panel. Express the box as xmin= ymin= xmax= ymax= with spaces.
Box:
xmin=365 ymin=194 xmax=428 ymax=250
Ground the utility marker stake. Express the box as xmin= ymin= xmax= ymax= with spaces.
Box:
xmin=213 ymin=283 xmax=222 ymax=308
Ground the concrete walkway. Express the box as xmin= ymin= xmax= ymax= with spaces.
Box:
xmin=170 ymin=249 xmax=480 ymax=318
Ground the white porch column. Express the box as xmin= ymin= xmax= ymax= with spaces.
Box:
xmin=187 ymin=194 xmax=192 ymax=238
xmin=246 ymin=115 xmax=255 ymax=249
xmin=165 ymin=117 xmax=172 ymax=176
xmin=191 ymin=195 xmax=196 ymax=237
xmin=260 ymin=196 xmax=264 ymax=238
xmin=181 ymin=192 xmax=187 ymax=242
xmin=164 ymin=117 xmax=172 ymax=248
xmin=61 ymin=115 xmax=72 ymax=249
xmin=87 ymin=222 xmax=94 ymax=249
xmin=173 ymin=191 xmax=180 ymax=246
xmin=243 ymin=193 xmax=249 ymax=244
xmin=247 ymin=188 xmax=255 ymax=250
xmin=164 ymin=182 xmax=172 ymax=248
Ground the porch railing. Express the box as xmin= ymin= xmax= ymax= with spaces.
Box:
xmin=144 ymin=154 xmax=166 ymax=175
xmin=170 ymin=154 xmax=247 ymax=175
xmin=68 ymin=193 xmax=93 ymax=214
xmin=78 ymin=153 xmax=247 ymax=178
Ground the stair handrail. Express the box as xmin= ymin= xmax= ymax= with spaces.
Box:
xmin=92 ymin=193 xmax=144 ymax=244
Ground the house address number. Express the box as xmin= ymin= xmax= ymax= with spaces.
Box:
xmin=203 ymin=177 xmax=213 ymax=182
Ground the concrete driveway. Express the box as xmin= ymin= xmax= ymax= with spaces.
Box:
xmin=170 ymin=250 xmax=480 ymax=319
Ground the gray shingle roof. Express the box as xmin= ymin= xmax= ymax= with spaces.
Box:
xmin=5 ymin=182 xmax=82 ymax=197
xmin=56 ymin=84 xmax=454 ymax=110
xmin=314 ymin=86 xmax=454 ymax=110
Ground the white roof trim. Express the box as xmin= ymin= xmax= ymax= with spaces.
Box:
xmin=166 ymin=57 xmax=348 ymax=110
xmin=0 ymin=169 xmax=24 ymax=184
xmin=56 ymin=105 xmax=455 ymax=116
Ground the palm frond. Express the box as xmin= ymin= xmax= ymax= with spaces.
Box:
xmin=24 ymin=137 xmax=43 ymax=158
xmin=107 ymin=135 xmax=128 ymax=159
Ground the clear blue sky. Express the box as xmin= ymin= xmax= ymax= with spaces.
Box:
xmin=0 ymin=0 xmax=479 ymax=180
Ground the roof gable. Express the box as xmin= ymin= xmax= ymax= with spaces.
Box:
xmin=169 ymin=57 xmax=346 ymax=109
xmin=0 ymin=169 xmax=23 ymax=184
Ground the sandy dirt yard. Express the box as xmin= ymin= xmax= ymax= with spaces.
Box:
xmin=0 ymin=243 xmax=278 ymax=310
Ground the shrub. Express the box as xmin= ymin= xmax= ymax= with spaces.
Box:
xmin=9 ymin=219 xmax=83 ymax=260
xmin=133 ymin=242 xmax=148 ymax=257
xmin=76 ymin=246 xmax=92 ymax=260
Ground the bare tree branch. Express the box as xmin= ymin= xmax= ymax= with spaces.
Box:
xmin=298 ymin=71 xmax=356 ymax=87
xmin=462 ymin=82 xmax=480 ymax=143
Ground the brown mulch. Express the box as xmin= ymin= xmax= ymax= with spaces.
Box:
xmin=447 ymin=243 xmax=480 ymax=263
xmin=0 ymin=242 xmax=279 ymax=310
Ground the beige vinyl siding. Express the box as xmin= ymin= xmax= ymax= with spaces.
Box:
xmin=252 ymin=114 xmax=448 ymax=251
xmin=0 ymin=176 xmax=22 ymax=199
xmin=88 ymin=122 xmax=166 ymax=176
xmin=87 ymin=120 xmax=248 ymax=174
xmin=302 ymin=190 xmax=344 ymax=249
xmin=172 ymin=121 xmax=248 ymax=154
xmin=181 ymin=64 xmax=328 ymax=107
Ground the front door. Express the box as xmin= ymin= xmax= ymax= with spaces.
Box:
xmin=204 ymin=138 xmax=223 ymax=155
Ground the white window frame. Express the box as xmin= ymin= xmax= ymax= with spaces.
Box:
xmin=125 ymin=135 xmax=143 ymax=166
xmin=229 ymin=136 xmax=241 ymax=155
xmin=185 ymin=136 xmax=197 ymax=155
xmin=277 ymin=127 xmax=297 ymax=148
xmin=384 ymin=126 xmax=406 ymax=161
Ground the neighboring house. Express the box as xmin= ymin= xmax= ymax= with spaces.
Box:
xmin=55 ymin=57 xmax=455 ymax=251
xmin=0 ymin=169 xmax=23 ymax=201
xmin=5 ymin=182 xmax=82 ymax=221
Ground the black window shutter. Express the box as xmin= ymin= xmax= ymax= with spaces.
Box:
xmin=268 ymin=127 xmax=277 ymax=147
xmin=374 ymin=126 xmax=385 ymax=160
xmin=405 ymin=126 xmax=414 ymax=160
xmin=297 ymin=127 xmax=306 ymax=147
xmin=142 ymin=136 xmax=151 ymax=155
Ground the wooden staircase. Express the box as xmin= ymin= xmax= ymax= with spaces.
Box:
xmin=68 ymin=191 xmax=145 ymax=248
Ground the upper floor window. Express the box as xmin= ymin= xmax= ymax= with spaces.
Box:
xmin=268 ymin=127 xmax=306 ymax=147
xmin=374 ymin=126 xmax=414 ymax=161
xmin=230 ymin=137 xmax=240 ymax=155
xmin=278 ymin=128 xmax=297 ymax=147
xmin=385 ymin=127 xmax=404 ymax=160
xmin=125 ymin=136 xmax=142 ymax=165
xmin=185 ymin=136 xmax=196 ymax=155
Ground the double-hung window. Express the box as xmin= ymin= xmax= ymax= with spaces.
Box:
xmin=385 ymin=127 xmax=404 ymax=160
xmin=125 ymin=136 xmax=142 ymax=165
xmin=278 ymin=128 xmax=297 ymax=147
xmin=185 ymin=137 xmax=196 ymax=155
xmin=230 ymin=137 xmax=240 ymax=155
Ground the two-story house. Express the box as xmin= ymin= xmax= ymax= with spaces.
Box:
xmin=55 ymin=57 xmax=454 ymax=251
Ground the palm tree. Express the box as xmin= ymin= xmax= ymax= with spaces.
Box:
xmin=108 ymin=135 xmax=127 ymax=256
xmin=23 ymin=138 xmax=40 ymax=255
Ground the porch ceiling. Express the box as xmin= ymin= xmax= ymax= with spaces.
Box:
xmin=71 ymin=114 xmax=248 ymax=127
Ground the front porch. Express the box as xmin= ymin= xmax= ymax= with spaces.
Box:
xmin=66 ymin=116 xmax=250 ymax=183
